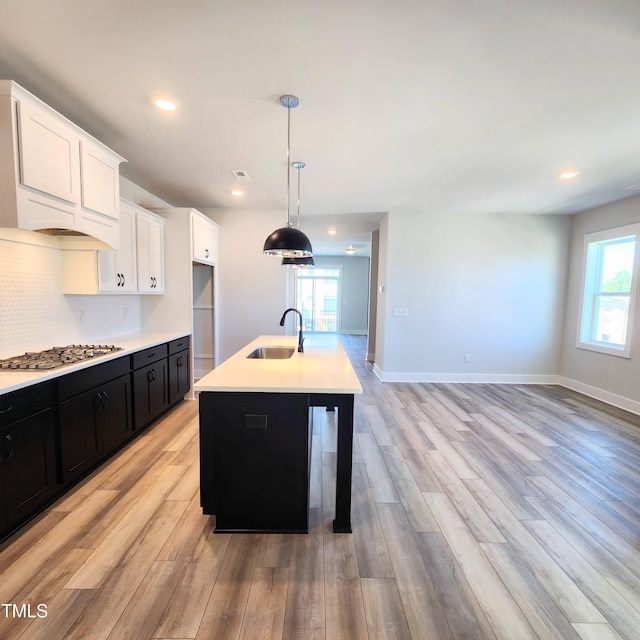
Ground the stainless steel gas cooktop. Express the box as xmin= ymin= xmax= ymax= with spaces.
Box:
xmin=0 ymin=345 xmax=123 ymax=370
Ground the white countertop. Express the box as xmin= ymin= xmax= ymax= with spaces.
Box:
xmin=194 ymin=335 xmax=362 ymax=394
xmin=0 ymin=332 xmax=189 ymax=395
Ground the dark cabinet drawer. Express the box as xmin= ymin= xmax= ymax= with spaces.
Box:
xmin=0 ymin=381 xmax=55 ymax=429
xmin=168 ymin=336 xmax=190 ymax=355
xmin=132 ymin=343 xmax=168 ymax=369
xmin=58 ymin=356 xmax=130 ymax=402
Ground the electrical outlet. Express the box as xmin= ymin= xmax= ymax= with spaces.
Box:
xmin=393 ymin=307 xmax=409 ymax=317
xmin=76 ymin=310 xmax=84 ymax=323
xmin=464 ymin=354 xmax=471 ymax=363
xmin=123 ymin=307 xmax=130 ymax=319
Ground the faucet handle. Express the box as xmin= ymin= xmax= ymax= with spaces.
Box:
xmin=298 ymin=337 xmax=305 ymax=353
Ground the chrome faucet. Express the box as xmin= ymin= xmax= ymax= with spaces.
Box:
xmin=279 ymin=308 xmax=304 ymax=352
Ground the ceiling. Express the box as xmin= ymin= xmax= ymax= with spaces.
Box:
xmin=2 ymin=1 xmax=640 ymax=256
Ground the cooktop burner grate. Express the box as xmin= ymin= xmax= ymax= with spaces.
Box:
xmin=0 ymin=345 xmax=123 ymax=370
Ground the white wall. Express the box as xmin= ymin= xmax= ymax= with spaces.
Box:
xmin=312 ymin=255 xmax=370 ymax=334
xmin=559 ymin=195 xmax=640 ymax=410
xmin=202 ymin=208 xmax=293 ymax=362
xmin=375 ymin=210 xmax=571 ymax=381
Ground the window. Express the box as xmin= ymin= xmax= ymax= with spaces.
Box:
xmin=295 ymin=266 xmax=341 ymax=333
xmin=577 ymin=223 xmax=640 ymax=357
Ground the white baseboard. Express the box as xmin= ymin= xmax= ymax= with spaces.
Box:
xmin=372 ymin=367 xmax=557 ymax=384
xmin=556 ymin=376 xmax=640 ymax=416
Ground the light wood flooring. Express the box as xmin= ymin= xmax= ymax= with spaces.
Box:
xmin=2 ymin=335 xmax=640 ymax=639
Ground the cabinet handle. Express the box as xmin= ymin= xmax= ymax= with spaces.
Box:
xmin=205 ymin=248 xmax=209 ymax=258
xmin=122 ymin=274 xmax=126 ymax=286
xmin=117 ymin=273 xmax=122 ymax=286
xmin=177 ymin=356 xmax=183 ymax=367
xmin=0 ymin=404 xmax=13 ymax=414
xmin=5 ymin=434 xmax=13 ymax=459
xmin=148 ymin=368 xmax=157 ymax=382
xmin=101 ymin=391 xmax=108 ymax=408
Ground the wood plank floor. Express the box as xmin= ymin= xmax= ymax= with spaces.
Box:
xmin=2 ymin=335 xmax=640 ymax=639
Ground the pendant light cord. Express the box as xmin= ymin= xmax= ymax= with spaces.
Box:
xmin=286 ymin=105 xmax=292 ymax=227
xmin=296 ymin=164 xmax=301 ymax=229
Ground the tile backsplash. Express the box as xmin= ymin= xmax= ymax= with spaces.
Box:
xmin=0 ymin=236 xmax=141 ymax=358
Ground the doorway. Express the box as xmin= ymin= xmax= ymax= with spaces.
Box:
xmin=295 ymin=267 xmax=341 ymax=333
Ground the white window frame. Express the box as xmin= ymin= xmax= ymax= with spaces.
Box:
xmin=576 ymin=223 xmax=640 ymax=358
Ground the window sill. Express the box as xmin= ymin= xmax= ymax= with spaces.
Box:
xmin=576 ymin=341 xmax=631 ymax=359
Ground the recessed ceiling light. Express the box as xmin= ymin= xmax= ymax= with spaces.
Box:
xmin=328 ymin=229 xmax=337 ymax=235
xmin=231 ymin=190 xmax=244 ymax=196
xmin=558 ymin=169 xmax=579 ymax=181
xmin=153 ymin=97 xmax=177 ymax=112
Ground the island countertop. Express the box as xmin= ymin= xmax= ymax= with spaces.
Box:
xmin=194 ymin=334 xmax=362 ymax=394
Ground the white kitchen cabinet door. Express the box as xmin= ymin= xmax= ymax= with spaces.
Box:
xmin=136 ymin=209 xmax=165 ymax=294
xmin=192 ymin=212 xmax=218 ymax=265
xmin=97 ymin=203 xmax=137 ymax=292
xmin=16 ymin=99 xmax=81 ymax=204
xmin=80 ymin=141 xmax=121 ymax=220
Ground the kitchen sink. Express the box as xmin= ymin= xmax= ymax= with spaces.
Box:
xmin=246 ymin=346 xmax=296 ymax=359
xmin=247 ymin=347 xmax=296 ymax=360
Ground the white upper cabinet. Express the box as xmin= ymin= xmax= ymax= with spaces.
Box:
xmin=0 ymin=80 xmax=125 ymax=249
xmin=62 ymin=200 xmax=163 ymax=295
xmin=192 ymin=210 xmax=219 ymax=265
xmin=136 ymin=207 xmax=165 ymax=294
xmin=97 ymin=203 xmax=137 ymax=292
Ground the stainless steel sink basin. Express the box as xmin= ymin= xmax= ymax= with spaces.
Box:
xmin=246 ymin=346 xmax=295 ymax=359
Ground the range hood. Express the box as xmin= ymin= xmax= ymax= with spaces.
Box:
xmin=0 ymin=227 xmax=111 ymax=251
xmin=35 ymin=228 xmax=112 ymax=250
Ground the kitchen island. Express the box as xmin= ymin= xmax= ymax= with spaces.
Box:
xmin=194 ymin=334 xmax=362 ymax=533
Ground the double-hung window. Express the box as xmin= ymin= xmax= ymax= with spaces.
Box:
xmin=577 ymin=223 xmax=640 ymax=357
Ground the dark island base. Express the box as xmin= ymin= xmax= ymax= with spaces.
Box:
xmin=199 ymin=391 xmax=354 ymax=534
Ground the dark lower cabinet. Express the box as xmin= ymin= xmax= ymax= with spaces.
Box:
xmin=59 ymin=373 xmax=132 ymax=484
xmin=199 ymin=391 xmax=311 ymax=533
xmin=0 ymin=335 xmax=190 ymax=541
xmin=133 ymin=359 xmax=169 ymax=429
xmin=169 ymin=350 xmax=190 ymax=405
xmin=0 ymin=382 xmax=57 ymax=535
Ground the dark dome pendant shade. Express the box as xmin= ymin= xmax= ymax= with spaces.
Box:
xmin=264 ymin=225 xmax=313 ymax=256
xmin=282 ymin=255 xmax=315 ymax=267
xmin=263 ymin=94 xmax=314 ymax=258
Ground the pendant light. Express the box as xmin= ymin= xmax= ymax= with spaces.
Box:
xmin=263 ymin=95 xmax=313 ymax=257
xmin=282 ymin=161 xmax=315 ymax=267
